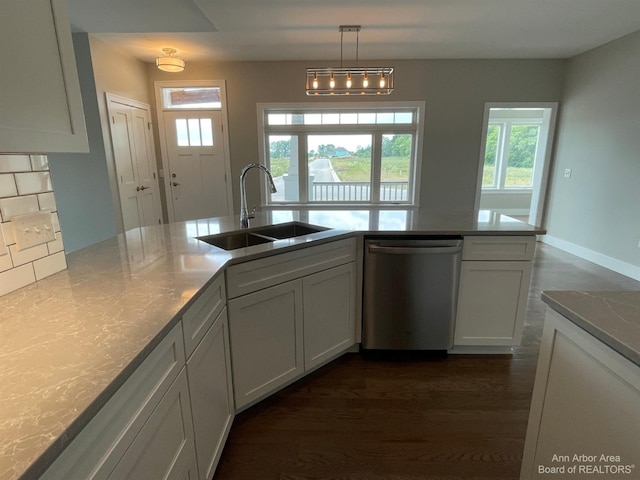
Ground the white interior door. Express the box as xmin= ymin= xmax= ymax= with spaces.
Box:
xmin=163 ymin=110 xmax=230 ymax=222
xmin=107 ymin=95 xmax=162 ymax=232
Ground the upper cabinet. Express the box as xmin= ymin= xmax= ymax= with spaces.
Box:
xmin=0 ymin=0 xmax=88 ymax=154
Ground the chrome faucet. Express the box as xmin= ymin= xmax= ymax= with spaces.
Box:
xmin=240 ymin=163 xmax=277 ymax=228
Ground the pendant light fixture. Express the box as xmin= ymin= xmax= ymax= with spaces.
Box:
xmin=306 ymin=26 xmax=394 ymax=96
xmin=156 ymin=48 xmax=185 ymax=73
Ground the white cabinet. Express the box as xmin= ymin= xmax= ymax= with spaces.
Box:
xmin=454 ymin=236 xmax=534 ymax=348
xmin=226 ymin=238 xmax=357 ymax=410
xmin=41 ymin=323 xmax=187 ymax=480
xmin=229 ymin=280 xmax=305 ymax=410
xmin=303 ymin=263 xmax=357 ymax=370
xmin=520 ymin=309 xmax=640 ymax=479
xmin=186 ymin=307 xmax=234 ymax=480
xmin=0 ymin=0 xmax=88 ymax=153
xmin=107 ymin=370 xmax=198 ymax=480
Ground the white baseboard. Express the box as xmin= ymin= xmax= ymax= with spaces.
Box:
xmin=542 ymin=235 xmax=640 ymax=281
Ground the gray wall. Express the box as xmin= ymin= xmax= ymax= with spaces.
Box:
xmin=48 ymin=34 xmax=117 ymax=253
xmin=148 ymin=59 xmax=565 ymax=216
xmin=545 ymin=30 xmax=640 ymax=270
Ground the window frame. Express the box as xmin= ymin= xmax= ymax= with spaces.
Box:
xmin=257 ymin=102 xmax=425 ymax=207
xmin=482 ymin=115 xmax=543 ymax=192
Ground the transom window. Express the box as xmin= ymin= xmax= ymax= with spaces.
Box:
xmin=258 ymin=103 xmax=424 ymax=205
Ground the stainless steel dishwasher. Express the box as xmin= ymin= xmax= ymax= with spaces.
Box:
xmin=363 ymin=237 xmax=463 ymax=350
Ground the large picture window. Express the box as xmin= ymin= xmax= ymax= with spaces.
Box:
xmin=258 ymin=103 xmax=424 ymax=205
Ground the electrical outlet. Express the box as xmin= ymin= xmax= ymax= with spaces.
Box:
xmin=563 ymin=168 xmax=572 ymax=178
xmin=10 ymin=211 xmax=56 ymax=251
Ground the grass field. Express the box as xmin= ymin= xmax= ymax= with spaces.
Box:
xmin=482 ymin=165 xmax=533 ymax=187
xmin=270 ymin=156 xmax=410 ymax=182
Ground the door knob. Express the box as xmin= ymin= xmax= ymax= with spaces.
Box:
xmin=136 ymin=185 xmax=150 ymax=191
xmin=172 ymin=182 xmax=181 ymax=187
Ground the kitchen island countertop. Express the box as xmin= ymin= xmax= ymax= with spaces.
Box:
xmin=0 ymin=209 xmax=543 ymax=480
xmin=542 ymin=290 xmax=640 ymax=367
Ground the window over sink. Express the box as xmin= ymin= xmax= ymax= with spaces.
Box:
xmin=257 ymin=102 xmax=424 ymax=206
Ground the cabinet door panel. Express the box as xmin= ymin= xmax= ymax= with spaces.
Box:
xmin=303 ymin=263 xmax=356 ymax=370
xmin=108 ymin=370 xmax=197 ymax=480
xmin=455 ymin=261 xmax=531 ymax=346
xmin=228 ymin=280 xmax=304 ymax=409
xmin=187 ymin=308 xmax=234 ymax=480
xmin=0 ymin=0 xmax=88 ymax=152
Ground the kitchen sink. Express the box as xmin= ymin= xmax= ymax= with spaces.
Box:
xmin=250 ymin=222 xmax=329 ymax=239
xmin=197 ymin=222 xmax=329 ymax=251
xmin=198 ymin=231 xmax=274 ymax=250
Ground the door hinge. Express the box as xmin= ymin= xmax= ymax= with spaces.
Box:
xmin=148 ymin=122 xmax=152 ymax=130
xmin=112 ymin=116 xmax=115 ymax=124
xmin=153 ymin=172 xmax=156 ymax=179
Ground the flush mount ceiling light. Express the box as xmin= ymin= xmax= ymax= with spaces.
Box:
xmin=156 ymin=48 xmax=185 ymax=72
xmin=306 ymin=25 xmax=394 ymax=96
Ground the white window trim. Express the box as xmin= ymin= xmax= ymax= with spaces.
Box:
xmin=256 ymin=101 xmax=425 ymax=207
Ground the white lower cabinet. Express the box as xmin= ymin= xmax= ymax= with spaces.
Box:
xmin=229 ymin=280 xmax=305 ymax=410
xmin=453 ymin=235 xmax=534 ymax=348
xmin=41 ymin=323 xmax=187 ymax=480
xmin=107 ymin=370 xmax=198 ymax=480
xmin=454 ymin=260 xmax=532 ymax=346
xmin=186 ymin=307 xmax=234 ymax=480
xmin=303 ymin=262 xmax=357 ymax=370
xmin=227 ymin=238 xmax=358 ymax=411
xmin=520 ymin=309 xmax=640 ymax=479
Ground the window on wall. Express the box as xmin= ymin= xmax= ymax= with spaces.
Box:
xmin=259 ymin=103 xmax=423 ymax=205
xmin=482 ymin=110 xmax=542 ymax=190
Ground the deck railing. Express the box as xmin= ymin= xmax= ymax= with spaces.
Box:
xmin=311 ymin=181 xmax=408 ymax=202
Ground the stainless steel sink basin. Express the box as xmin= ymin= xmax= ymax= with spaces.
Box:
xmin=197 ymin=222 xmax=329 ymax=251
xmin=198 ymin=231 xmax=274 ymax=250
xmin=250 ymin=222 xmax=329 ymax=239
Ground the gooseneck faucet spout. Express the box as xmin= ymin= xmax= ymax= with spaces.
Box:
xmin=240 ymin=163 xmax=277 ymax=228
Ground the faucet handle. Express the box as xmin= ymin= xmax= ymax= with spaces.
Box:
xmin=248 ymin=204 xmax=257 ymax=219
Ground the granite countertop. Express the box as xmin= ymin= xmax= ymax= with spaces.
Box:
xmin=542 ymin=290 xmax=640 ymax=367
xmin=0 ymin=209 xmax=542 ymax=480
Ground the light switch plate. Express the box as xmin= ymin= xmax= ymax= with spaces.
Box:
xmin=11 ymin=211 xmax=56 ymax=251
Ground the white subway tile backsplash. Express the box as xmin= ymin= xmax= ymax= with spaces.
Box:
xmin=34 ymin=251 xmax=67 ymax=281
xmin=0 ymin=155 xmax=31 ymax=173
xmin=10 ymin=243 xmax=49 ymax=267
xmin=0 ymin=195 xmax=39 ymax=219
xmin=0 ymin=253 xmax=12 ymax=273
xmin=0 ymin=154 xmax=66 ymax=296
xmin=38 ymin=192 xmax=57 ymax=211
xmin=0 ymin=264 xmax=35 ymax=296
xmin=0 ymin=174 xmax=18 ymax=198
xmin=30 ymin=155 xmax=49 ymax=171
xmin=47 ymin=232 xmax=64 ymax=254
xmin=15 ymin=172 xmax=52 ymax=195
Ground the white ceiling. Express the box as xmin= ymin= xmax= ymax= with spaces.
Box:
xmin=68 ymin=0 xmax=640 ymax=64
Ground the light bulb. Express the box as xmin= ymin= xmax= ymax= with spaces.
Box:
xmin=312 ymin=73 xmax=318 ymax=89
xmin=346 ymin=72 xmax=352 ymax=88
xmin=379 ymin=74 xmax=386 ymax=88
xmin=363 ymin=74 xmax=369 ymax=88
xmin=329 ymin=74 xmax=335 ymax=89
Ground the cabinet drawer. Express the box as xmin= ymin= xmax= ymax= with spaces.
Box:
xmin=42 ymin=322 xmax=185 ymax=480
xmin=226 ymin=238 xmax=357 ymax=298
xmin=462 ymin=236 xmax=535 ymax=261
xmin=182 ymin=274 xmax=226 ymax=359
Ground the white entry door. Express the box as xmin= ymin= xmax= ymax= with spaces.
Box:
xmin=163 ymin=110 xmax=230 ymax=222
xmin=107 ymin=95 xmax=162 ymax=232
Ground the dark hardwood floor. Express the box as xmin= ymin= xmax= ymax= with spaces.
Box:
xmin=213 ymin=243 xmax=640 ymax=480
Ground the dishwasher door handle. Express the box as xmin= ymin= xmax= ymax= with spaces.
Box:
xmin=367 ymin=245 xmax=462 ymax=255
